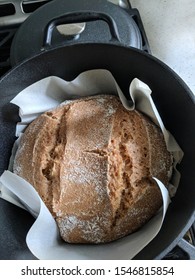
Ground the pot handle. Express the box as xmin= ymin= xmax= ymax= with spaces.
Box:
xmin=42 ymin=11 xmax=121 ymax=49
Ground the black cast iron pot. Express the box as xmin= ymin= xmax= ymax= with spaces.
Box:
xmin=0 ymin=41 xmax=195 ymax=259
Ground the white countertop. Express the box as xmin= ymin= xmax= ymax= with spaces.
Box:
xmin=130 ymin=0 xmax=195 ymax=95
xmin=110 ymin=0 xmax=195 ymax=94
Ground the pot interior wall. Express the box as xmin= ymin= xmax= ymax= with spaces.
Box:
xmin=0 ymin=43 xmax=195 ymax=259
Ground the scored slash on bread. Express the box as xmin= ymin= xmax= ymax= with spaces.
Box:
xmin=13 ymin=95 xmax=172 ymax=243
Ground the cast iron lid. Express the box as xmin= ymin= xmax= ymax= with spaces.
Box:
xmin=10 ymin=0 xmax=142 ymax=65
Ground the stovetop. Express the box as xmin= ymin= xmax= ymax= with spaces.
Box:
xmin=0 ymin=0 xmax=194 ymax=260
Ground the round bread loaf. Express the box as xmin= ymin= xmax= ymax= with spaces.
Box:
xmin=13 ymin=95 xmax=172 ymax=243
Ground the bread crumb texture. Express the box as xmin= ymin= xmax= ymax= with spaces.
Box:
xmin=13 ymin=95 xmax=172 ymax=243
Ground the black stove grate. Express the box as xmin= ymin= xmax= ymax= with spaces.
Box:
xmin=163 ymin=227 xmax=195 ymax=260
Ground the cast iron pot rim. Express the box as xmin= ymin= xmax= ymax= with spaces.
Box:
xmin=1 ymin=42 xmax=195 ymax=103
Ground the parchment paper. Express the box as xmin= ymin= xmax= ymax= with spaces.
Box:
xmin=0 ymin=69 xmax=183 ymax=259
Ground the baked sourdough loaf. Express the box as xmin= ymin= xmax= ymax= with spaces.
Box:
xmin=13 ymin=95 xmax=172 ymax=243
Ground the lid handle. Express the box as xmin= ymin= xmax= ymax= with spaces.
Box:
xmin=42 ymin=11 xmax=121 ymax=48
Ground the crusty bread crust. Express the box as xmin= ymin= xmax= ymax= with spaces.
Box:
xmin=13 ymin=95 xmax=172 ymax=243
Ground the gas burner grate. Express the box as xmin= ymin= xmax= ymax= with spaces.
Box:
xmin=163 ymin=246 xmax=190 ymax=260
xmin=0 ymin=3 xmax=16 ymax=17
xmin=22 ymin=0 xmax=52 ymax=13
xmin=163 ymin=227 xmax=195 ymax=260
xmin=0 ymin=0 xmax=52 ymax=77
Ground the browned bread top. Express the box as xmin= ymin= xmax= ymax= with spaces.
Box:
xmin=13 ymin=95 xmax=172 ymax=243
